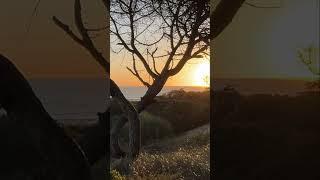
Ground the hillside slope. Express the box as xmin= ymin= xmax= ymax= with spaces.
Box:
xmin=112 ymin=124 xmax=210 ymax=180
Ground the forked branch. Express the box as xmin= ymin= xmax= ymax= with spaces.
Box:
xmin=53 ymin=0 xmax=140 ymax=161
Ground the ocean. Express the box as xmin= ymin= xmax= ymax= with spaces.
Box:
xmin=119 ymin=86 xmax=207 ymax=101
xmin=24 ymin=78 xmax=307 ymax=121
xmin=28 ymin=79 xmax=206 ymax=121
xmin=29 ymin=79 xmax=108 ymax=122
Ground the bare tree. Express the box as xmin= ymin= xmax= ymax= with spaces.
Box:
xmin=52 ymin=0 xmax=247 ymax=163
xmin=107 ymin=0 xmax=211 ymax=159
xmin=298 ymin=46 xmax=320 ymax=92
xmin=298 ymin=46 xmax=320 ymax=76
xmin=111 ymin=0 xmax=210 ymax=110
xmin=49 ymin=0 xmax=253 ymax=170
xmin=0 ymin=0 xmax=258 ymax=178
xmin=52 ymin=0 xmax=140 ymax=161
xmin=108 ymin=1 xmax=284 ymax=173
xmin=109 ymin=0 xmax=276 ymax=160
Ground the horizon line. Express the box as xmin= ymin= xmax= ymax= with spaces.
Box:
xmin=28 ymin=76 xmax=314 ymax=80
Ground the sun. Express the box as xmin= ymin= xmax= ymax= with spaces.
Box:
xmin=192 ymin=60 xmax=210 ymax=87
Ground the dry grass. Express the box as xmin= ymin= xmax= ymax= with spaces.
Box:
xmin=130 ymin=145 xmax=210 ymax=179
xmin=111 ymin=125 xmax=210 ymax=180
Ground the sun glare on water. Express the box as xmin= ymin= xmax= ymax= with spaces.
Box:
xmin=192 ymin=60 xmax=210 ymax=87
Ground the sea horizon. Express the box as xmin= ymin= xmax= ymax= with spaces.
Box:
xmin=24 ymin=78 xmax=311 ymax=121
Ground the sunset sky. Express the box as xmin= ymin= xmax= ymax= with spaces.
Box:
xmin=0 ymin=0 xmax=319 ymax=86
xmin=214 ymin=0 xmax=319 ymax=80
xmin=0 ymin=0 xmax=107 ymax=79
xmin=112 ymin=0 xmax=319 ymax=86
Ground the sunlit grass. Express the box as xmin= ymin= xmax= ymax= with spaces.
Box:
xmin=111 ymin=129 xmax=210 ymax=180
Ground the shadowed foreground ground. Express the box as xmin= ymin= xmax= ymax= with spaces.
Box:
xmin=215 ymin=92 xmax=320 ymax=180
xmin=0 ymin=89 xmax=210 ymax=179
xmin=2 ymin=90 xmax=318 ymax=179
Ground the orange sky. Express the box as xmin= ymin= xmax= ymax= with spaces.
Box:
xmin=0 ymin=0 xmax=107 ymax=79
xmin=1 ymin=0 xmax=318 ymax=85
xmin=110 ymin=51 xmax=210 ymax=87
xmin=111 ymin=0 xmax=319 ymax=86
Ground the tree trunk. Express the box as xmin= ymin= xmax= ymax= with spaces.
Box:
xmin=78 ymin=110 xmax=109 ymax=166
xmin=0 ymin=54 xmax=91 ymax=179
xmin=110 ymin=80 xmax=140 ymax=160
xmin=109 ymin=0 xmax=247 ymax=159
xmin=109 ymin=74 xmax=168 ymax=159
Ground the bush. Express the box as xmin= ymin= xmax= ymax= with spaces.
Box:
xmin=119 ymin=112 xmax=175 ymax=145
xmin=160 ymin=88 xmax=210 ymax=101
xmin=146 ymin=100 xmax=210 ymax=134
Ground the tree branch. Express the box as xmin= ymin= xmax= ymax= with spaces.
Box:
xmin=54 ymin=0 xmax=140 ymax=163
xmin=127 ymin=54 xmax=151 ymax=87
xmin=211 ymin=0 xmax=246 ymax=39
xmin=244 ymin=2 xmax=281 ymax=9
xmin=52 ymin=0 xmax=109 ymax=73
xmin=52 ymin=17 xmax=85 ymax=47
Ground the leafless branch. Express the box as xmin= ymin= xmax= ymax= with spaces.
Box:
xmin=244 ymin=2 xmax=281 ymax=9
xmin=52 ymin=0 xmax=108 ymax=73
xmin=127 ymin=53 xmax=151 ymax=87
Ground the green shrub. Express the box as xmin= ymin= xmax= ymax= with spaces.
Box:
xmin=146 ymin=100 xmax=210 ymax=134
xmin=119 ymin=112 xmax=175 ymax=145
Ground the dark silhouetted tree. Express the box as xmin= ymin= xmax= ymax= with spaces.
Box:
xmin=298 ymin=46 xmax=320 ymax=92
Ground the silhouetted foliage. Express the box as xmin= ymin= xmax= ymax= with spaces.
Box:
xmin=298 ymin=46 xmax=320 ymax=93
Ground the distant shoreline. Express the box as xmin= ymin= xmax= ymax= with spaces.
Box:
xmin=28 ymin=77 xmax=314 ymax=83
xmin=21 ymin=78 xmax=313 ymax=120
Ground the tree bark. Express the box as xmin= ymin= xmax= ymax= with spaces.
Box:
xmin=110 ymin=80 xmax=140 ymax=159
xmin=78 ymin=110 xmax=108 ymax=166
xmin=0 ymin=54 xmax=91 ymax=179
xmin=211 ymin=0 xmax=246 ymax=39
xmin=109 ymin=74 xmax=168 ymax=158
